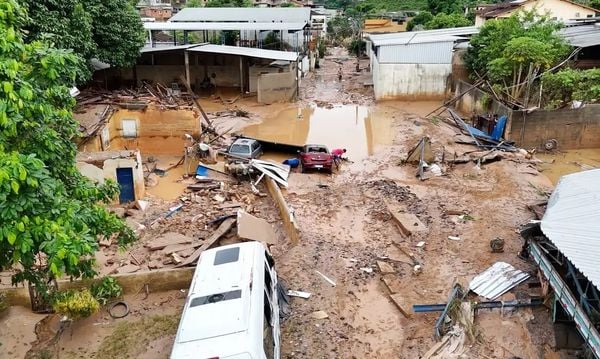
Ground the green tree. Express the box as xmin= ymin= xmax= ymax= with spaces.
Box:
xmin=86 ymin=0 xmax=146 ymax=69
xmin=280 ymin=2 xmax=297 ymax=7
xmin=427 ymin=0 xmax=464 ymax=14
xmin=185 ymin=0 xmax=203 ymax=6
xmin=466 ymin=11 xmax=569 ymax=103
xmin=424 ymin=12 xmax=473 ymax=29
xmin=20 ymin=0 xmax=145 ymax=83
xmin=20 ymin=0 xmax=95 ymax=81
xmin=0 ymin=0 xmax=135 ymax=302
xmin=406 ymin=11 xmax=433 ymax=31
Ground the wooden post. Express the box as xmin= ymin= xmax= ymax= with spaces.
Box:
xmin=239 ymin=57 xmax=244 ymax=94
xmin=265 ymin=178 xmax=300 ymax=244
xmin=184 ymin=50 xmax=191 ymax=92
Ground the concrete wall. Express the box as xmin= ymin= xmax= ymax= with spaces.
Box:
xmin=257 ymin=72 xmax=297 ymax=104
xmin=372 ymin=54 xmax=452 ymax=100
xmin=1 ymin=268 xmax=194 ymax=308
xmin=76 ymin=150 xmax=146 ymax=201
xmin=249 ymin=65 xmax=286 ymax=93
xmin=508 ymin=105 xmax=600 ymax=150
xmin=454 ymin=80 xmax=514 ymax=120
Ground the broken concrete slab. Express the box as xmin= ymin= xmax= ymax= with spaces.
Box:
xmin=161 ymin=242 xmax=202 ymax=255
xmin=117 ymin=264 xmax=140 ymax=274
xmin=311 ymin=310 xmax=329 ymax=320
xmin=382 ymin=274 xmax=403 ymax=294
xmin=135 ymin=200 xmax=149 ymax=212
xmin=145 ymin=232 xmax=194 ymax=251
xmin=386 ymin=202 xmax=428 ymax=237
xmin=376 ymin=261 xmax=395 ymax=274
xmin=176 ymin=217 xmax=236 ymax=267
xmin=390 ymin=293 xmax=412 ymax=318
xmin=237 ymin=210 xmax=277 ymax=245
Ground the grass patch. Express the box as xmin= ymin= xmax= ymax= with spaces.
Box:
xmin=94 ymin=315 xmax=179 ymax=359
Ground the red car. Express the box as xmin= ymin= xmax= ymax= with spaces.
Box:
xmin=299 ymin=144 xmax=334 ymax=173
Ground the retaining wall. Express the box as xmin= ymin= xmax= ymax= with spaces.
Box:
xmin=1 ymin=268 xmax=194 ymax=308
xmin=257 ymin=72 xmax=297 ymax=104
xmin=510 ymin=105 xmax=600 ymax=150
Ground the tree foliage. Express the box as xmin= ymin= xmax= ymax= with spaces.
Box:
xmin=0 ymin=0 xmax=135 ymax=299
xmin=20 ymin=0 xmax=145 ymax=83
xmin=406 ymin=11 xmax=433 ymax=31
xmin=542 ymin=68 xmax=600 ymax=108
xmin=424 ymin=12 xmax=473 ymax=29
xmin=465 ymin=11 xmax=569 ymax=101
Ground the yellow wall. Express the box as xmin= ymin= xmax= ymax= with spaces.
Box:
xmin=477 ymin=0 xmax=597 ymax=25
xmin=82 ymin=104 xmax=200 ymax=156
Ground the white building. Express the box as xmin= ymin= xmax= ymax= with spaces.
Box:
xmin=367 ymin=27 xmax=478 ymax=100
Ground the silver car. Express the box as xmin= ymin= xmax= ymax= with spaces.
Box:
xmin=227 ymin=138 xmax=263 ymax=161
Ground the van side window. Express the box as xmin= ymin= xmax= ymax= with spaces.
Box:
xmin=263 ymin=290 xmax=275 ymax=359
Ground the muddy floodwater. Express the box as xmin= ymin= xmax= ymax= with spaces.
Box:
xmin=240 ymin=105 xmax=396 ymax=161
xmin=537 ymin=148 xmax=600 ymax=184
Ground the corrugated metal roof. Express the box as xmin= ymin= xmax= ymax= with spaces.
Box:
xmin=169 ymin=7 xmax=310 ymax=23
xmin=559 ymin=24 xmax=600 ymax=47
xmin=377 ymin=41 xmax=456 ymax=64
xmin=469 ymin=262 xmax=530 ymax=300
xmin=541 ymin=169 xmax=600 ymax=289
xmin=368 ymin=26 xmax=479 ymax=46
xmin=144 ymin=21 xmax=307 ymax=31
xmin=373 ymin=34 xmax=462 ymax=47
xmin=187 ymin=44 xmax=298 ymax=61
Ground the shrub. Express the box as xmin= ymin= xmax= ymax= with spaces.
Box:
xmin=91 ymin=277 xmax=123 ymax=305
xmin=53 ymin=289 xmax=99 ymax=320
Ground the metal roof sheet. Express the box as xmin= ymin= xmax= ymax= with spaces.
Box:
xmin=469 ymin=262 xmax=530 ymax=300
xmin=559 ymin=24 xmax=600 ymax=47
xmin=187 ymin=44 xmax=298 ymax=61
xmin=144 ymin=21 xmax=307 ymax=31
xmin=368 ymin=26 xmax=479 ymax=45
xmin=169 ymin=7 xmax=310 ymax=23
xmin=372 ymin=34 xmax=463 ymax=47
xmin=541 ymin=169 xmax=600 ymax=289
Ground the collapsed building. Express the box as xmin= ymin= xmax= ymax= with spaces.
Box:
xmin=521 ymin=169 xmax=600 ymax=357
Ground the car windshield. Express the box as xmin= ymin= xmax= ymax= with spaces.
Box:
xmin=230 ymin=144 xmax=250 ymax=154
xmin=307 ymin=147 xmax=327 ymax=153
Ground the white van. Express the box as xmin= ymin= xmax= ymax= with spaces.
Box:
xmin=171 ymin=241 xmax=281 ymax=359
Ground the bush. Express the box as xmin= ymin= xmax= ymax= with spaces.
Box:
xmin=318 ymin=41 xmax=327 ymax=59
xmin=542 ymin=68 xmax=600 ymax=108
xmin=91 ymin=276 xmax=123 ymax=305
xmin=347 ymin=38 xmax=366 ymax=57
xmin=53 ymin=289 xmax=99 ymax=320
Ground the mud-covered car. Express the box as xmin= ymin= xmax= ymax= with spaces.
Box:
xmin=299 ymin=144 xmax=334 ymax=173
xmin=227 ymin=138 xmax=263 ymax=161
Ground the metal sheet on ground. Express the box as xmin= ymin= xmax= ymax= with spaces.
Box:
xmin=469 ymin=262 xmax=530 ymax=300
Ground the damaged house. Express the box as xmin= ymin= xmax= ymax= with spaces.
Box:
xmin=522 ymin=169 xmax=600 ymax=356
xmin=74 ymin=102 xmax=202 ymax=203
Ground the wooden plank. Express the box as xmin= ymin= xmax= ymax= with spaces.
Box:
xmin=237 ymin=210 xmax=277 ymax=245
xmin=175 ymin=217 xmax=236 ymax=267
xmin=218 ymin=202 xmax=242 ymax=209
xmin=377 ymin=261 xmax=395 ymax=274
xmin=145 ymin=232 xmax=193 ymax=251
xmin=389 ymin=293 xmax=412 ymax=318
xmin=382 ymin=274 xmax=402 ymax=294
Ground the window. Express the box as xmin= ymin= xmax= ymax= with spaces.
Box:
xmin=122 ymin=118 xmax=137 ymax=138
xmin=214 ymin=247 xmax=240 ymax=265
xmin=230 ymin=144 xmax=250 ymax=154
xmin=575 ymin=12 xmax=580 ymax=18
xmin=101 ymin=126 xmax=110 ymax=150
xmin=189 ymin=290 xmax=242 ymax=307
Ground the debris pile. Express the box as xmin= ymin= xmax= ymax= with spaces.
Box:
xmin=77 ymin=81 xmax=196 ymax=110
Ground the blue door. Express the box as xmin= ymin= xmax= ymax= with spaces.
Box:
xmin=116 ymin=167 xmax=135 ymax=204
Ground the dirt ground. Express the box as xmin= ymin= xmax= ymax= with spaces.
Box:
xmin=0 ymin=47 xmax=575 ymax=358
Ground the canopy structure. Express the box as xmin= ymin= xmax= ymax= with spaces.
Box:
xmin=541 ymin=169 xmax=600 ymax=289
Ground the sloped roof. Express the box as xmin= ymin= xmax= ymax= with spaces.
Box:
xmin=541 ymin=169 xmax=600 ymax=289
xmin=367 ymin=26 xmax=478 ymax=47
